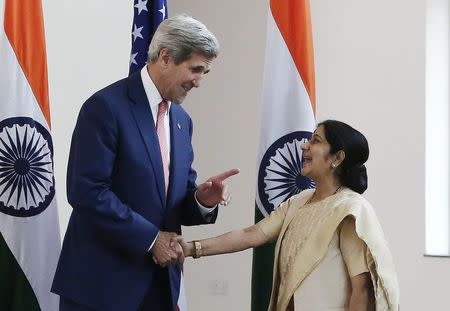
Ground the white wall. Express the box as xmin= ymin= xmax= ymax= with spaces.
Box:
xmin=43 ymin=0 xmax=449 ymax=310
xmin=44 ymin=0 xmax=133 ymax=233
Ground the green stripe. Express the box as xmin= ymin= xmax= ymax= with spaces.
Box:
xmin=251 ymin=206 xmax=275 ymax=311
xmin=0 ymin=231 xmax=41 ymax=311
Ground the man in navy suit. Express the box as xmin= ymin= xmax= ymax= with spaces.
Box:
xmin=52 ymin=15 xmax=239 ymax=311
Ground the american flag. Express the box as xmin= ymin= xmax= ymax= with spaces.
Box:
xmin=129 ymin=0 xmax=168 ymax=75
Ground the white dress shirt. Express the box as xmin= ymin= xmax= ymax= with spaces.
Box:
xmin=140 ymin=67 xmax=216 ymax=250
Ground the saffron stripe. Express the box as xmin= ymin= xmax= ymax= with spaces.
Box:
xmin=4 ymin=0 xmax=51 ymax=127
xmin=270 ymin=0 xmax=316 ymax=114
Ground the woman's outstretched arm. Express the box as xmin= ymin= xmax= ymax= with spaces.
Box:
xmin=174 ymin=224 xmax=270 ymax=258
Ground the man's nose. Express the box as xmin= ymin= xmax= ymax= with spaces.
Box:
xmin=192 ymin=74 xmax=203 ymax=88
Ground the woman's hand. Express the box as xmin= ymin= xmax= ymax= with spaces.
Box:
xmin=151 ymin=231 xmax=184 ymax=267
xmin=171 ymin=236 xmax=194 ymax=258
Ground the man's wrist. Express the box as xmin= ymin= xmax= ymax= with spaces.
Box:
xmin=194 ymin=190 xmax=217 ymax=209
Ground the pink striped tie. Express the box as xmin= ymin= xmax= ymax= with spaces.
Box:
xmin=156 ymin=101 xmax=169 ymax=194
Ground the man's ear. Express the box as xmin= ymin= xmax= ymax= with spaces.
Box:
xmin=158 ymin=48 xmax=171 ymax=67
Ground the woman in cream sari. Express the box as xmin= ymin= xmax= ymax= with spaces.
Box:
xmin=173 ymin=120 xmax=399 ymax=311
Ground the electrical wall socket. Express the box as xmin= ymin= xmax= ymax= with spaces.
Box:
xmin=208 ymin=279 xmax=229 ymax=296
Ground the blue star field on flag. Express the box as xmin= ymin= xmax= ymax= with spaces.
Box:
xmin=129 ymin=0 xmax=168 ymax=75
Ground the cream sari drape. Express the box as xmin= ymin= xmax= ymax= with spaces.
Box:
xmin=257 ymin=188 xmax=399 ymax=311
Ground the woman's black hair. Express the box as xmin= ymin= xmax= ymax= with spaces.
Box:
xmin=318 ymin=120 xmax=369 ymax=194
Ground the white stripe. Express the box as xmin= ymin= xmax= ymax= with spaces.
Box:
xmin=255 ymin=10 xmax=315 ymax=216
xmin=0 ymin=20 xmax=47 ymax=127
xmin=0 ymin=4 xmax=61 ymax=310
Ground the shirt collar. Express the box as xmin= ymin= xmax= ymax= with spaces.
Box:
xmin=140 ymin=66 xmax=171 ymax=115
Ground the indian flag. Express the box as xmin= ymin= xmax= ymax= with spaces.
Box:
xmin=252 ymin=0 xmax=316 ymax=309
xmin=0 ymin=1 xmax=61 ymax=310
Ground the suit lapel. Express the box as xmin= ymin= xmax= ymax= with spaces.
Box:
xmin=127 ymin=72 xmax=165 ymax=207
xmin=166 ymin=106 xmax=182 ymax=207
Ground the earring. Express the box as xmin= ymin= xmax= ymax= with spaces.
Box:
xmin=331 ymin=163 xmax=336 ymax=168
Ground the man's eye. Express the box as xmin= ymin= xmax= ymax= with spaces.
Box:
xmin=191 ymin=68 xmax=203 ymax=74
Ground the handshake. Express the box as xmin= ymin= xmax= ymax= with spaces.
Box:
xmin=149 ymin=168 xmax=240 ymax=267
xmin=150 ymin=231 xmax=192 ymax=267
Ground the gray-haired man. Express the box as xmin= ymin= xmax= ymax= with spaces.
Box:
xmin=52 ymin=15 xmax=239 ymax=311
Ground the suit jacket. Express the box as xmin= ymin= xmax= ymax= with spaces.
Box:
xmin=52 ymin=72 xmax=218 ymax=310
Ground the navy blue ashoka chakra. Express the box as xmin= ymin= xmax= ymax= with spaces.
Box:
xmin=258 ymin=131 xmax=314 ymax=215
xmin=0 ymin=117 xmax=55 ymax=217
